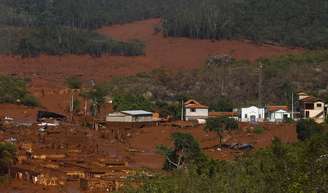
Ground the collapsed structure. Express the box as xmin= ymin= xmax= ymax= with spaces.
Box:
xmin=3 ymin=122 xmax=142 ymax=192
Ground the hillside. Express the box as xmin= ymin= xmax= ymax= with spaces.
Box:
xmin=0 ymin=19 xmax=300 ymax=84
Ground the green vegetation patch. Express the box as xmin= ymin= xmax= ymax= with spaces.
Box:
xmin=122 ymin=132 xmax=328 ymax=193
xmin=162 ymin=0 xmax=328 ymax=49
xmin=0 ymin=76 xmax=39 ymax=106
xmin=13 ymin=26 xmax=145 ymax=57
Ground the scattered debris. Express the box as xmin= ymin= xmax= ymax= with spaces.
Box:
xmin=37 ymin=111 xmax=67 ymax=122
xmin=221 ymin=143 xmax=254 ymax=150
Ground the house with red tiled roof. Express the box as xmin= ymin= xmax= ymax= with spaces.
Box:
xmin=297 ymin=92 xmax=326 ymax=123
xmin=184 ymin=99 xmax=208 ymax=121
xmin=266 ymin=105 xmax=291 ymax=122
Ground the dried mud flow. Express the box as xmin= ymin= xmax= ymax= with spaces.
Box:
xmin=0 ymin=18 xmax=301 ymax=84
xmin=0 ymin=19 xmax=299 ymax=193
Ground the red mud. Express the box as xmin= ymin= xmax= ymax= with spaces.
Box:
xmin=0 ymin=19 xmax=299 ymax=193
xmin=0 ymin=18 xmax=301 ymax=84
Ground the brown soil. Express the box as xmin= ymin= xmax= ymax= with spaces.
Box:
xmin=0 ymin=18 xmax=301 ymax=84
xmin=0 ymin=19 xmax=299 ymax=192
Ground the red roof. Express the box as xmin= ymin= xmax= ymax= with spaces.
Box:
xmin=267 ymin=105 xmax=289 ymax=112
xmin=300 ymin=96 xmax=323 ymax=103
xmin=184 ymin=99 xmax=208 ymax=109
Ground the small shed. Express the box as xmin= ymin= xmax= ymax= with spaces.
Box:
xmin=106 ymin=110 xmax=153 ymax=123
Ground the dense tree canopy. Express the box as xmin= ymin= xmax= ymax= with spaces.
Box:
xmin=0 ymin=0 xmax=149 ymax=56
xmin=1 ymin=0 xmax=326 ymax=53
xmin=162 ymin=0 xmax=328 ymax=48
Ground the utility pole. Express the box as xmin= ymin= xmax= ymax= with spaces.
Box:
xmin=70 ymin=90 xmax=74 ymax=122
xmin=291 ymin=92 xmax=294 ymax=120
xmin=258 ymin=62 xmax=263 ymax=107
xmin=181 ymin=100 xmax=184 ymax=121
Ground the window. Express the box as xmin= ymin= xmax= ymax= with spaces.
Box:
xmin=259 ymin=114 xmax=262 ymax=119
xmin=317 ymin=103 xmax=322 ymax=108
xmin=305 ymin=111 xmax=310 ymax=118
xmin=191 ymin=108 xmax=196 ymax=112
xmin=305 ymin=103 xmax=314 ymax=110
xmin=245 ymin=114 xmax=248 ymax=118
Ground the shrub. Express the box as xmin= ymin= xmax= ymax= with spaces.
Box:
xmin=21 ymin=95 xmax=39 ymax=107
xmin=0 ymin=142 xmax=16 ymax=175
xmin=0 ymin=76 xmax=39 ymax=106
xmin=66 ymin=76 xmax=82 ymax=90
xmin=254 ymin=126 xmax=265 ymax=134
xmin=296 ymin=119 xmax=321 ymax=141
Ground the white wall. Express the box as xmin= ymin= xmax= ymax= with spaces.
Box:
xmin=106 ymin=114 xmax=133 ymax=122
xmin=107 ymin=113 xmax=153 ymax=122
xmin=306 ymin=101 xmax=325 ymax=123
xmin=185 ymin=108 xmax=208 ymax=121
xmin=241 ymin=106 xmax=265 ymax=122
xmin=268 ymin=110 xmax=290 ymax=122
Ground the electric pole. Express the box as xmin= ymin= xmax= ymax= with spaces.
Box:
xmin=291 ymin=92 xmax=294 ymax=120
xmin=258 ymin=62 xmax=263 ymax=107
xmin=181 ymin=100 xmax=184 ymax=121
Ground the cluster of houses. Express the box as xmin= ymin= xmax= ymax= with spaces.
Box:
xmin=105 ymin=92 xmax=327 ymax=125
xmin=184 ymin=92 xmax=327 ymax=124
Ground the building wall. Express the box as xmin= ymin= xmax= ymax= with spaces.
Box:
xmin=268 ymin=110 xmax=290 ymax=122
xmin=241 ymin=106 xmax=265 ymax=122
xmin=132 ymin=115 xmax=153 ymax=122
xmin=302 ymin=101 xmax=325 ymax=123
xmin=106 ymin=114 xmax=153 ymax=122
xmin=185 ymin=108 xmax=208 ymax=121
xmin=106 ymin=115 xmax=133 ymax=122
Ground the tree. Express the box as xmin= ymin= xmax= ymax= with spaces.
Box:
xmin=66 ymin=76 xmax=82 ymax=116
xmin=0 ymin=76 xmax=38 ymax=106
xmin=205 ymin=117 xmax=239 ymax=146
xmin=0 ymin=142 xmax=16 ymax=175
xmin=157 ymin=132 xmax=204 ymax=170
xmin=112 ymin=94 xmax=153 ymax=112
xmin=85 ymin=85 xmax=108 ymax=117
xmin=296 ymin=119 xmax=321 ymax=141
xmin=210 ymin=97 xmax=233 ymax=112
xmin=66 ymin=76 xmax=82 ymax=90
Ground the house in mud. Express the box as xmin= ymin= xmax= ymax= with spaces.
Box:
xmin=240 ymin=106 xmax=265 ymax=123
xmin=184 ymin=99 xmax=209 ymax=121
xmin=106 ymin=110 xmax=153 ymax=123
xmin=297 ymin=92 xmax=327 ymax=123
xmin=266 ymin=105 xmax=291 ymax=122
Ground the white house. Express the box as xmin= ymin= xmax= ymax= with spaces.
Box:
xmin=106 ymin=110 xmax=153 ymax=122
xmin=240 ymin=106 xmax=265 ymax=122
xmin=184 ymin=100 xmax=208 ymax=121
xmin=266 ymin=106 xmax=291 ymax=122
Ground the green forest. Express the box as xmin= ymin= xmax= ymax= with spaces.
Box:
xmin=161 ymin=0 xmax=328 ymax=48
xmin=1 ymin=0 xmax=327 ymax=55
xmin=0 ymin=0 xmax=152 ymax=56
